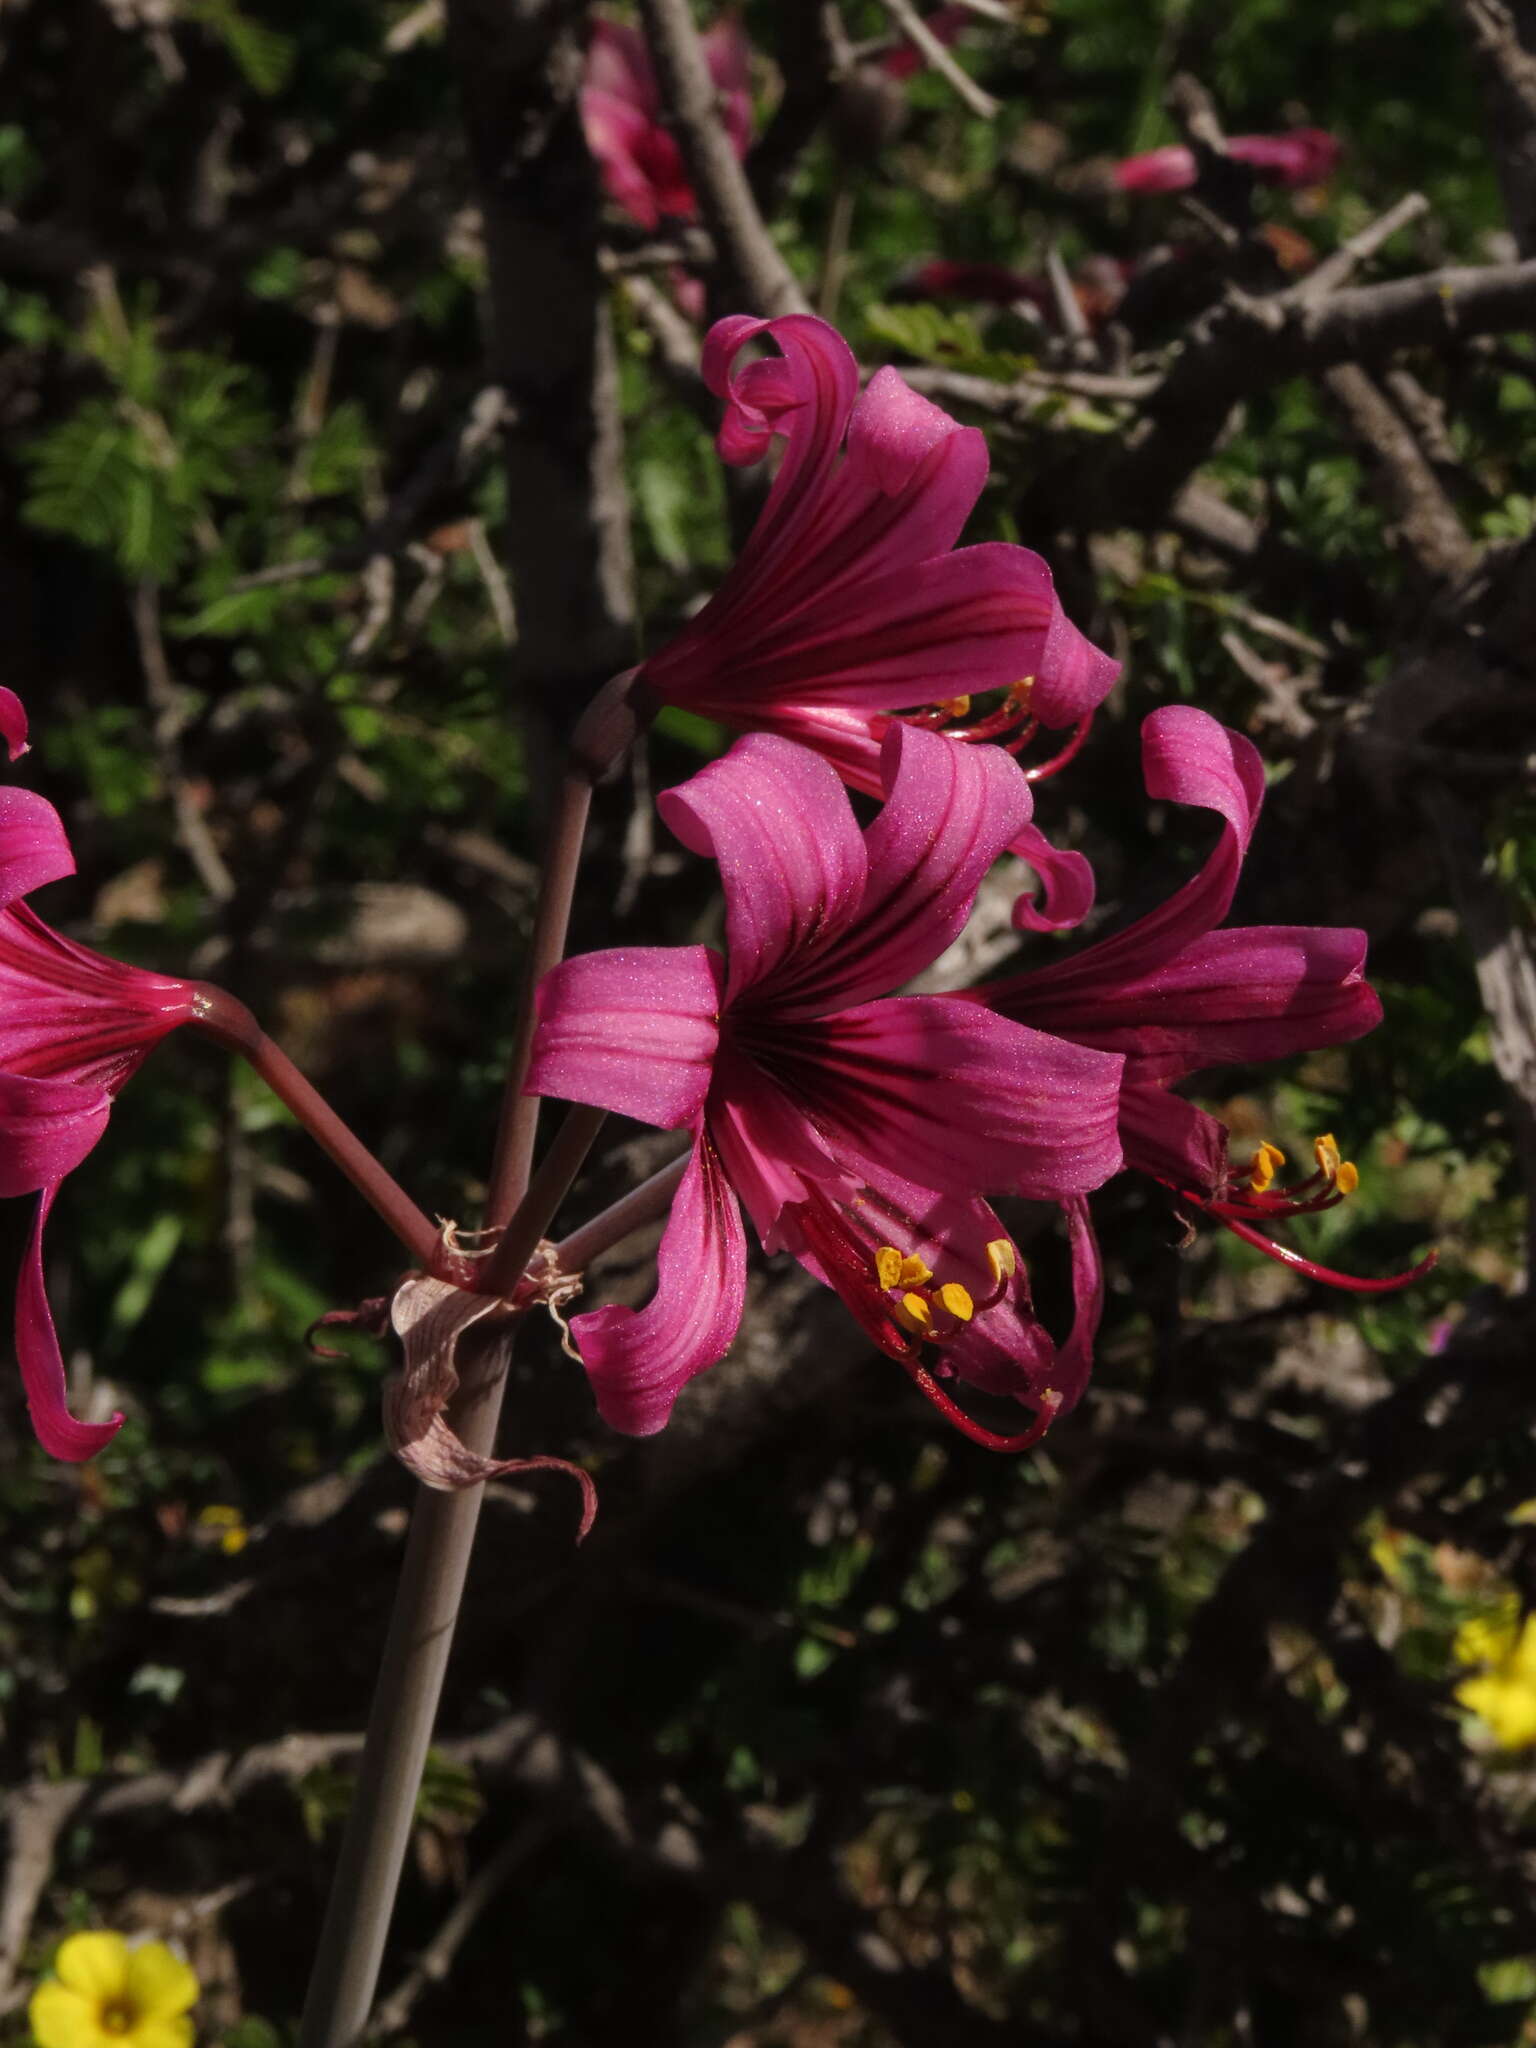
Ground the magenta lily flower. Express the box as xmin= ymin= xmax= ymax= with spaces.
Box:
xmin=528 ymin=724 xmax=1124 ymax=1446
xmin=636 ymin=311 xmax=1120 ymax=928
xmin=972 ymin=705 xmax=1431 ymax=1290
xmin=1115 ymin=128 xmax=1341 ymax=195
xmin=0 ymin=728 xmax=199 ymax=1458
xmin=581 ymin=14 xmax=752 ymax=229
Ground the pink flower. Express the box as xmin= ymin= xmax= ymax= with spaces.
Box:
xmin=1115 ymin=128 xmax=1341 ymax=195
xmin=581 ymin=15 xmax=752 ymax=229
xmin=638 ymin=310 xmax=1120 ymax=926
xmin=972 ymin=706 xmax=1432 ymax=1290
xmin=0 ymin=734 xmax=199 ymax=1458
xmin=528 ymin=724 xmax=1124 ymax=1446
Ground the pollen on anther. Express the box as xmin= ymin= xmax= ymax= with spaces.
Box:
xmin=1336 ymin=1160 xmax=1360 ymax=1195
xmin=1314 ymin=1132 xmax=1342 ymax=1178
xmin=895 ymin=1291 xmax=933 ymax=1335
xmin=938 ymin=1282 xmax=974 ymax=1322
xmin=1249 ymin=1140 xmax=1285 ymax=1192
xmin=985 ymin=1239 xmax=1017 ymax=1283
xmin=875 ymin=1246 xmax=904 ymax=1292
xmin=898 ymin=1252 xmax=934 ymax=1287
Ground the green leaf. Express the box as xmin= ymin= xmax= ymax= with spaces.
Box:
xmin=185 ymin=0 xmax=296 ymax=94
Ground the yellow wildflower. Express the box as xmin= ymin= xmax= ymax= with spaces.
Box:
xmin=1454 ymin=1600 xmax=1536 ymax=1751
xmin=29 ymin=1931 xmax=198 ymax=2048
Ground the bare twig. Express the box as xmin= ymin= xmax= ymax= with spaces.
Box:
xmin=1424 ymin=785 xmax=1536 ymax=1274
xmin=873 ymin=0 xmax=1000 ymax=118
xmin=1321 ymin=362 xmax=1479 ymax=588
xmin=637 ymin=0 xmax=809 ymax=317
xmin=1299 ymin=191 xmax=1431 ymax=301
xmin=0 ymin=1784 xmax=86 ymax=1999
xmin=366 ymin=1816 xmax=557 ymax=2037
xmin=132 ymin=579 xmax=238 ymax=903
xmin=1452 ymin=0 xmax=1536 ymax=253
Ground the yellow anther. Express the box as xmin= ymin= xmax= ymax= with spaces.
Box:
xmin=937 ymin=696 xmax=971 ymax=720
xmin=875 ymin=1246 xmax=904 ymax=1292
xmin=898 ymin=1252 xmax=933 ymax=1287
xmin=1248 ymin=1140 xmax=1286 ymax=1192
xmin=938 ymin=1282 xmax=975 ymax=1322
xmin=985 ymin=1238 xmax=1018 ymax=1283
xmin=893 ymin=1292 xmax=933 ymax=1335
xmin=1314 ymin=1133 xmax=1342 ymax=1179
xmin=1336 ymin=1160 xmax=1360 ymax=1195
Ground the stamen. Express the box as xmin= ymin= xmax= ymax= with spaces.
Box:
xmin=897 ymin=1354 xmax=1063 ymax=1453
xmin=875 ymin=1246 xmax=904 ymax=1291
xmin=937 ymin=1282 xmax=975 ymax=1322
xmin=1024 ymin=707 xmax=1096 ymax=783
xmin=898 ymin=1251 xmax=933 ymax=1286
xmin=986 ymin=1238 xmax=1017 ymax=1283
xmin=894 ymin=1292 xmax=934 ymax=1335
xmin=1168 ymin=1121 xmax=1428 ymax=1292
xmin=1248 ymin=1140 xmax=1286 ymax=1193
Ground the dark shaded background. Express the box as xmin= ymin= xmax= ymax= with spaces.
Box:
xmin=1 ymin=0 xmax=1534 ymax=2040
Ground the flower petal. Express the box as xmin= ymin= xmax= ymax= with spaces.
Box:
xmin=709 ymin=1046 xmax=855 ymax=1250
xmin=569 ymin=1130 xmax=747 ymax=1434
xmin=992 ymin=706 xmax=1265 ymax=1012
xmin=1029 ymin=599 xmax=1123 ymax=727
xmin=678 ymin=541 xmax=1065 ymax=716
xmin=124 ymin=1942 xmax=200 ymax=2020
xmin=584 ymin=20 xmax=657 ymax=111
xmin=0 ymin=787 xmax=75 ymax=909
xmin=1085 ymin=925 xmax=1383 ymax=1084
xmin=28 ymin=1983 xmax=104 ymax=2048
xmin=799 ymin=722 xmax=1033 ymax=1013
xmin=0 ymin=1070 xmax=111 ymax=1196
xmin=0 ymin=687 xmax=30 ymax=762
xmin=1051 ymin=1193 xmax=1106 ymax=1415
xmin=783 ymin=997 xmax=1123 ymax=1201
xmin=1117 ymin=1082 xmax=1230 ymax=1193
xmin=17 ymin=1184 xmax=125 ymax=1462
xmin=52 ymin=1930 xmax=132 ymax=1995
xmin=659 ymin=735 xmax=867 ymax=1003
xmin=0 ymin=905 xmax=197 ymax=1089
xmin=1009 ymin=819 xmax=1096 ymax=933
xmin=528 ymin=946 xmax=724 ymax=1131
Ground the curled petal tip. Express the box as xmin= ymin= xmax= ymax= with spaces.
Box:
xmin=0 ymin=688 xmax=28 ymax=764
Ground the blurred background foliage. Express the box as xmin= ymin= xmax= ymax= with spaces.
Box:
xmin=1 ymin=0 xmax=1534 ymax=2041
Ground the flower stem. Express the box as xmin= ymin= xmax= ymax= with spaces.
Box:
xmin=190 ymin=987 xmax=439 ymax=1270
xmin=553 ymin=1149 xmax=689 ymax=1273
xmin=483 ymin=766 xmax=594 ymax=1230
xmin=298 ymin=669 xmax=644 ymax=2046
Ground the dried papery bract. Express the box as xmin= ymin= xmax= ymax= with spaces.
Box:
xmin=385 ymin=1274 xmax=597 ymax=1536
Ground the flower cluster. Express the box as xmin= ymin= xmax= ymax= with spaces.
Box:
xmin=0 ymin=308 xmax=1426 ymax=1469
xmin=525 ymin=309 xmax=1425 ymax=1449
